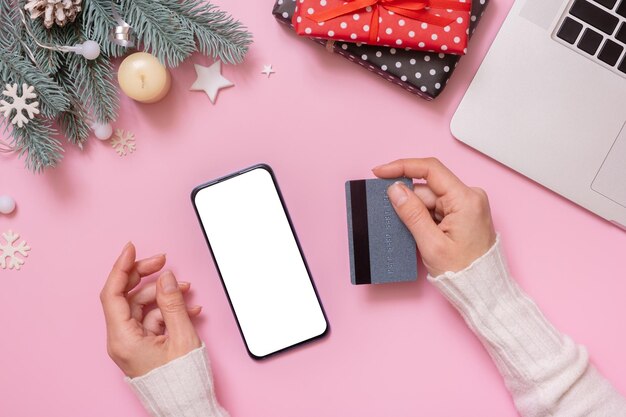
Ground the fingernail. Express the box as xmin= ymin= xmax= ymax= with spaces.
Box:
xmin=160 ymin=271 xmax=178 ymax=294
xmin=118 ymin=242 xmax=133 ymax=259
xmin=372 ymin=164 xmax=385 ymax=171
xmin=388 ymin=181 xmax=409 ymax=206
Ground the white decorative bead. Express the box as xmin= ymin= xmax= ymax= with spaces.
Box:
xmin=0 ymin=195 xmax=16 ymax=215
xmin=92 ymin=122 xmax=113 ymax=140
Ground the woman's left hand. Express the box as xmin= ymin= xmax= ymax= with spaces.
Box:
xmin=100 ymin=242 xmax=202 ymax=378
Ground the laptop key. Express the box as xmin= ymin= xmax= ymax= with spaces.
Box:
xmin=617 ymin=23 xmax=626 ymax=43
xmin=570 ymin=0 xmax=620 ymax=34
xmin=619 ymin=56 xmax=626 ymax=73
xmin=617 ymin=0 xmax=626 ymax=17
xmin=557 ymin=17 xmax=584 ymax=43
xmin=598 ymin=39 xmax=624 ymax=65
xmin=591 ymin=0 xmax=618 ymax=9
xmin=578 ymin=28 xmax=604 ymax=54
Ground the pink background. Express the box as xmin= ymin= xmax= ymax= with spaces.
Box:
xmin=1 ymin=0 xmax=626 ymax=416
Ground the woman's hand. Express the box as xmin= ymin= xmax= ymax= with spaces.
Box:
xmin=373 ymin=158 xmax=496 ymax=277
xmin=100 ymin=243 xmax=202 ymax=378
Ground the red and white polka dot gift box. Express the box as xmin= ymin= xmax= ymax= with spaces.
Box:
xmin=292 ymin=0 xmax=472 ymax=55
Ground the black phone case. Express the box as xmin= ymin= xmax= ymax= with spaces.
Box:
xmin=190 ymin=163 xmax=330 ymax=360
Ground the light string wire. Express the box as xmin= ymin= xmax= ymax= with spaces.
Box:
xmin=17 ymin=5 xmax=100 ymax=68
xmin=17 ymin=6 xmax=81 ymax=60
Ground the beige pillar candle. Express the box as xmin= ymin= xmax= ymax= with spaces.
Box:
xmin=118 ymin=52 xmax=171 ymax=103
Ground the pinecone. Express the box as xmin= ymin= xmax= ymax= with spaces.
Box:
xmin=24 ymin=0 xmax=82 ymax=29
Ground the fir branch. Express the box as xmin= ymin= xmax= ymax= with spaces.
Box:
xmin=121 ymin=0 xmax=195 ymax=67
xmin=0 ymin=0 xmax=62 ymax=171
xmin=24 ymin=18 xmax=63 ymax=74
xmin=8 ymin=117 xmax=63 ymax=172
xmin=0 ymin=48 xmax=69 ymax=117
xmin=55 ymin=63 xmax=90 ymax=146
xmin=0 ymin=3 xmax=69 ymax=117
xmin=166 ymin=0 xmax=252 ymax=65
xmin=0 ymin=0 xmax=20 ymax=40
xmin=58 ymin=19 xmax=118 ymax=124
xmin=57 ymin=104 xmax=90 ymax=147
xmin=82 ymin=0 xmax=125 ymax=58
xmin=67 ymin=53 xmax=118 ymax=123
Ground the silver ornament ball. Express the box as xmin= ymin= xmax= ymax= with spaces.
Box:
xmin=0 ymin=195 xmax=16 ymax=215
xmin=93 ymin=122 xmax=113 ymax=140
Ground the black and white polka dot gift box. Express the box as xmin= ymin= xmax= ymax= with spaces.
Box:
xmin=273 ymin=0 xmax=488 ymax=100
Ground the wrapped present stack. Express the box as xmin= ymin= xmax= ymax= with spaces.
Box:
xmin=273 ymin=0 xmax=489 ymax=100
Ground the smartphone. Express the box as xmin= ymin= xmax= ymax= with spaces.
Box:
xmin=191 ymin=164 xmax=329 ymax=359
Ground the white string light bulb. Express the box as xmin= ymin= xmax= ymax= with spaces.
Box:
xmin=0 ymin=195 xmax=16 ymax=215
xmin=92 ymin=122 xmax=113 ymax=140
xmin=18 ymin=8 xmax=101 ymax=63
xmin=62 ymin=41 xmax=101 ymax=60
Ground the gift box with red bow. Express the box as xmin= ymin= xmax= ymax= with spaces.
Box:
xmin=272 ymin=0 xmax=489 ymax=100
xmin=292 ymin=0 xmax=472 ymax=55
xmin=274 ymin=0 xmax=489 ymax=100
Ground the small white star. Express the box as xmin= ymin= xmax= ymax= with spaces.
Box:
xmin=261 ymin=64 xmax=275 ymax=78
xmin=190 ymin=61 xmax=234 ymax=104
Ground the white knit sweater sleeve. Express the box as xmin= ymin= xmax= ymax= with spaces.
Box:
xmin=429 ymin=237 xmax=626 ymax=417
xmin=126 ymin=344 xmax=228 ymax=417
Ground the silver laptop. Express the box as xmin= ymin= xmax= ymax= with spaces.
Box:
xmin=451 ymin=0 xmax=626 ymax=230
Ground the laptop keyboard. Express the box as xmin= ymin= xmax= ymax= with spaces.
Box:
xmin=556 ymin=0 xmax=626 ymax=75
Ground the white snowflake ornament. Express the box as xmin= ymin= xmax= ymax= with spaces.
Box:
xmin=0 ymin=230 xmax=30 ymax=270
xmin=0 ymin=83 xmax=40 ymax=128
xmin=110 ymin=129 xmax=136 ymax=156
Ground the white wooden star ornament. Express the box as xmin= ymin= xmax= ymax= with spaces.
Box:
xmin=261 ymin=64 xmax=275 ymax=78
xmin=190 ymin=61 xmax=234 ymax=104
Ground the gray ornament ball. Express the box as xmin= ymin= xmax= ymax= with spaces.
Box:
xmin=0 ymin=195 xmax=16 ymax=214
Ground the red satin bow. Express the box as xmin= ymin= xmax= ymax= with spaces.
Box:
xmin=309 ymin=0 xmax=471 ymax=44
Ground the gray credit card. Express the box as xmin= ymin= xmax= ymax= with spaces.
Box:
xmin=345 ymin=178 xmax=418 ymax=285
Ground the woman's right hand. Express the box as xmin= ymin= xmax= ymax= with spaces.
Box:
xmin=373 ymin=158 xmax=497 ymax=277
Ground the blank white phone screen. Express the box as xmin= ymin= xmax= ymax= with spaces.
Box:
xmin=194 ymin=167 xmax=328 ymax=358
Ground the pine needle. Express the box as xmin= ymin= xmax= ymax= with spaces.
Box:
xmin=25 ymin=19 xmax=63 ymax=74
xmin=166 ymin=0 xmax=252 ymax=65
xmin=121 ymin=0 xmax=196 ymax=67
xmin=0 ymin=45 xmax=69 ymax=118
xmin=8 ymin=117 xmax=63 ymax=172
xmin=82 ymin=0 xmax=126 ymax=58
xmin=68 ymin=53 xmax=119 ymax=123
xmin=55 ymin=59 xmax=91 ymax=147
